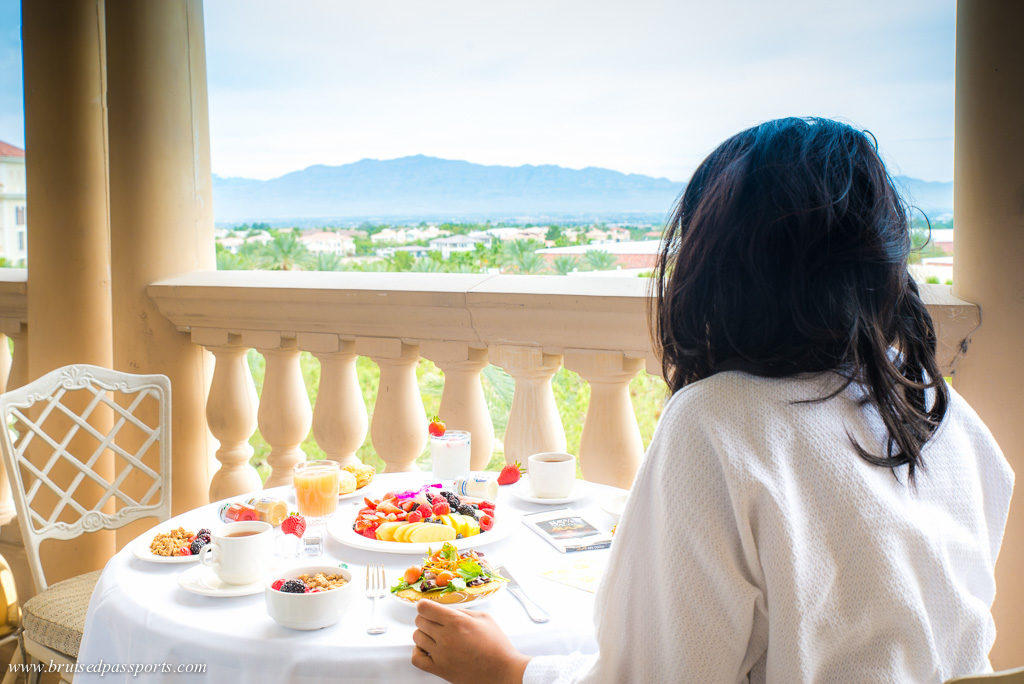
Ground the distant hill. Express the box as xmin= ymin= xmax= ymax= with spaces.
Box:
xmin=211 ymin=155 xmax=952 ymax=223
xmin=892 ymin=176 xmax=954 ymax=219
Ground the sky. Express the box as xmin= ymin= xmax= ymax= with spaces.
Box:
xmin=0 ymin=0 xmax=955 ymax=183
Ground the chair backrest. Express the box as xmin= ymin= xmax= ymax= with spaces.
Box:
xmin=945 ymin=666 xmax=1024 ymax=683
xmin=0 ymin=364 xmax=171 ymax=591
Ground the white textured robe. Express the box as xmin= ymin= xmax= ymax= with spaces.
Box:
xmin=524 ymin=372 xmax=1013 ymax=683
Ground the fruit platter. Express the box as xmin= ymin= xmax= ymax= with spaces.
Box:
xmin=326 ymin=484 xmax=512 ymax=554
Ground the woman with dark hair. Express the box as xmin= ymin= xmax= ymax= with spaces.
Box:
xmin=410 ymin=118 xmax=1014 ymax=683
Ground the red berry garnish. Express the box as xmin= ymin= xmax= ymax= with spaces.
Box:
xmin=281 ymin=514 xmax=307 ymax=538
xmin=428 ymin=416 xmax=446 ymax=437
xmin=271 ymin=579 xmax=284 ymax=591
xmin=408 ymin=510 xmax=423 ymax=524
xmin=479 ymin=514 xmax=494 ymax=532
xmin=177 ymin=546 xmax=191 ymax=556
xmin=432 ymin=501 xmax=450 ymax=516
xmin=416 ymin=504 xmax=433 ymax=518
xmin=497 ymin=461 xmax=525 ymax=485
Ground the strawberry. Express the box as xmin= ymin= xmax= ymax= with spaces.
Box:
xmin=281 ymin=514 xmax=306 ymax=538
xmin=271 ymin=579 xmax=284 ymax=591
xmin=497 ymin=461 xmax=525 ymax=485
xmin=428 ymin=416 xmax=446 ymax=437
xmin=177 ymin=545 xmax=191 ymax=556
xmin=432 ymin=500 xmax=451 ymax=516
xmin=479 ymin=514 xmax=494 ymax=532
xmin=361 ymin=525 xmax=378 ymax=540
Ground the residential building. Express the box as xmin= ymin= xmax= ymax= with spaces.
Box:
xmin=370 ymin=228 xmax=408 ymax=243
xmin=298 ymin=230 xmax=355 ymax=256
xmin=536 ymin=240 xmax=662 ymax=269
xmin=428 ymin=233 xmax=492 ymax=259
xmin=0 ymin=141 xmax=26 ymax=264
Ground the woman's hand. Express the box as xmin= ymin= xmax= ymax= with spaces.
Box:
xmin=411 ymin=600 xmax=531 ymax=684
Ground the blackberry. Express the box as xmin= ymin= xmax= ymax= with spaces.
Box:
xmin=196 ymin=528 xmax=212 ymax=537
xmin=279 ymin=579 xmax=307 ymax=594
xmin=442 ymin=491 xmax=461 ymax=508
xmin=189 ymin=538 xmax=207 ymax=555
xmin=457 ymin=504 xmax=478 ymax=518
xmin=197 ymin=533 xmax=212 ymax=544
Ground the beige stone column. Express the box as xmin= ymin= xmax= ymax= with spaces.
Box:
xmin=564 ymin=350 xmax=644 ymax=488
xmin=105 ymin=0 xmax=215 ymax=531
xmin=303 ymin=334 xmax=367 ymax=469
xmin=358 ymin=338 xmax=426 ymax=472
xmin=203 ymin=341 xmax=261 ymax=500
xmin=22 ymin=0 xmax=116 ymax=583
xmin=491 ymin=345 xmax=566 ymax=467
xmin=952 ymin=0 xmax=1024 ymax=666
xmin=422 ymin=343 xmax=494 ymax=470
xmin=256 ymin=346 xmax=312 ymax=487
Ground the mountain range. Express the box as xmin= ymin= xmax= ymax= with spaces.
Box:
xmin=211 ymin=155 xmax=953 ymax=224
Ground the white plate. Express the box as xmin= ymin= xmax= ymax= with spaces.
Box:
xmin=390 ymin=581 xmax=504 ymax=609
xmin=177 ymin=564 xmax=265 ymax=597
xmin=508 ymin=478 xmax=586 ymax=505
xmin=327 ymin=509 xmax=512 ymax=555
xmin=599 ymin=493 xmax=628 ymax=520
xmin=130 ymin=529 xmax=206 ymax=564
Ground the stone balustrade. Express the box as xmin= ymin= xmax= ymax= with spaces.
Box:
xmin=143 ymin=270 xmax=981 ymax=498
xmin=0 ymin=268 xmax=27 ymax=526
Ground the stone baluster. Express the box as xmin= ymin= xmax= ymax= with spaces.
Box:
xmin=357 ymin=338 xmax=426 ymax=472
xmin=422 ymin=342 xmax=494 ymax=470
xmin=491 ymin=345 xmax=566 ymax=466
xmin=193 ymin=329 xmax=263 ymax=500
xmin=0 ymin=327 xmax=16 ymax=524
xmin=251 ymin=333 xmax=312 ymax=487
xmin=300 ymin=334 xmax=367 ymax=468
xmin=6 ymin=324 xmax=27 ymax=391
xmin=565 ymin=350 xmax=645 ymax=488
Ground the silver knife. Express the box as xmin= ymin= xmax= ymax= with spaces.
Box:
xmin=496 ymin=565 xmax=550 ymax=623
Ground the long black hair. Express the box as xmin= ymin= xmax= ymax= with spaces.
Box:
xmin=651 ymin=117 xmax=947 ymax=483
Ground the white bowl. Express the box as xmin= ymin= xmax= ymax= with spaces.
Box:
xmin=265 ymin=564 xmax=355 ymax=630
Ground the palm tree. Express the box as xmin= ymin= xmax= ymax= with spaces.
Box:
xmin=216 ymin=247 xmax=244 ymax=270
xmin=512 ymin=250 xmax=547 ymax=274
xmin=259 ymin=232 xmax=311 ymax=271
xmin=311 ymin=252 xmax=344 ymax=271
xmin=552 ymin=255 xmax=579 ymax=275
xmin=386 ymin=250 xmax=415 ymax=272
xmin=584 ymin=250 xmax=617 ymax=271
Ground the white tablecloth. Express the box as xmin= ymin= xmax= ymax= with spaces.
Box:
xmin=77 ymin=473 xmax=619 ymax=682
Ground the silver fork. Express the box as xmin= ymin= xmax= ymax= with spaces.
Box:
xmin=365 ymin=564 xmax=387 ymax=635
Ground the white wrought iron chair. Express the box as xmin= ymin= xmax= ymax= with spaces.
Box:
xmin=0 ymin=364 xmax=171 ymax=681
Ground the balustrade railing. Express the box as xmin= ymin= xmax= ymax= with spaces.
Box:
xmin=0 ymin=269 xmax=27 ymax=525
xmin=147 ymin=270 xmax=981 ymax=498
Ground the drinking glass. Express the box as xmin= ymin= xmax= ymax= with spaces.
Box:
xmin=430 ymin=430 xmax=471 ymax=481
xmin=292 ymin=460 xmax=340 ymax=557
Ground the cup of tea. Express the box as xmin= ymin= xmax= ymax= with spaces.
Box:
xmin=200 ymin=521 xmax=273 ymax=585
xmin=528 ymin=452 xmax=577 ymax=498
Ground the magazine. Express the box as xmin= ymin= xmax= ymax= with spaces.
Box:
xmin=521 ymin=508 xmax=613 ymax=553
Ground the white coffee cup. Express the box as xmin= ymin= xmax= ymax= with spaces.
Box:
xmin=200 ymin=521 xmax=273 ymax=585
xmin=528 ymin=452 xmax=577 ymax=498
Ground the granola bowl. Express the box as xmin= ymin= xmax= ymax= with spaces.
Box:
xmin=265 ymin=565 xmax=354 ymax=630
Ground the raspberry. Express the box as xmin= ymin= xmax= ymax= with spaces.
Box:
xmin=271 ymin=579 xmax=284 ymax=591
xmin=479 ymin=514 xmax=494 ymax=532
xmin=416 ymin=504 xmax=433 ymax=518
xmin=432 ymin=501 xmax=450 ymax=516
xmin=279 ymin=579 xmax=306 ymax=594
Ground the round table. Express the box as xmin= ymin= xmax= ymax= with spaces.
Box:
xmin=76 ymin=472 xmax=621 ymax=682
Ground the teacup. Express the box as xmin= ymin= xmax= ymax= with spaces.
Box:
xmin=528 ymin=452 xmax=577 ymax=498
xmin=200 ymin=521 xmax=273 ymax=585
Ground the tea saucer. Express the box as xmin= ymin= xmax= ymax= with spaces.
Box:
xmin=177 ymin=564 xmax=265 ymax=597
xmin=508 ymin=478 xmax=585 ymax=505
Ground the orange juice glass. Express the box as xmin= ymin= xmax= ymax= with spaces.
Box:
xmin=293 ymin=460 xmax=340 ymax=521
